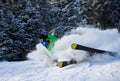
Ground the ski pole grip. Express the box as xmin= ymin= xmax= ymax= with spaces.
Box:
xmin=71 ymin=43 xmax=77 ymax=49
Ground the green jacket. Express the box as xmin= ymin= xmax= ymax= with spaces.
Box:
xmin=46 ymin=34 xmax=58 ymax=51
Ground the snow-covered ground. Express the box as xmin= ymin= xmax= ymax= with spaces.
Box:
xmin=0 ymin=27 xmax=120 ymax=81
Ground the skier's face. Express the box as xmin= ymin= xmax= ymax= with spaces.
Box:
xmin=40 ymin=39 xmax=43 ymax=42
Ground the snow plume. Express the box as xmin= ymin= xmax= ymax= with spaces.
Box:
xmin=53 ymin=26 xmax=120 ymax=63
xmin=28 ymin=26 xmax=120 ymax=66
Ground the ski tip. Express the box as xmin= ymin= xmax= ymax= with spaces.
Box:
xmin=57 ymin=60 xmax=77 ymax=68
xmin=71 ymin=43 xmax=77 ymax=49
xmin=57 ymin=62 xmax=63 ymax=68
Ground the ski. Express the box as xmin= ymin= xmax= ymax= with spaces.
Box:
xmin=71 ymin=43 xmax=117 ymax=56
xmin=57 ymin=60 xmax=77 ymax=68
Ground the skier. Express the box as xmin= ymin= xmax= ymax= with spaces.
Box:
xmin=39 ymin=33 xmax=77 ymax=68
xmin=39 ymin=33 xmax=58 ymax=51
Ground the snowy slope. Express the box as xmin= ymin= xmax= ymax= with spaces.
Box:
xmin=0 ymin=27 xmax=120 ymax=81
xmin=0 ymin=60 xmax=120 ymax=81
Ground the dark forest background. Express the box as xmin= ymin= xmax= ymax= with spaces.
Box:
xmin=0 ymin=0 xmax=120 ymax=61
